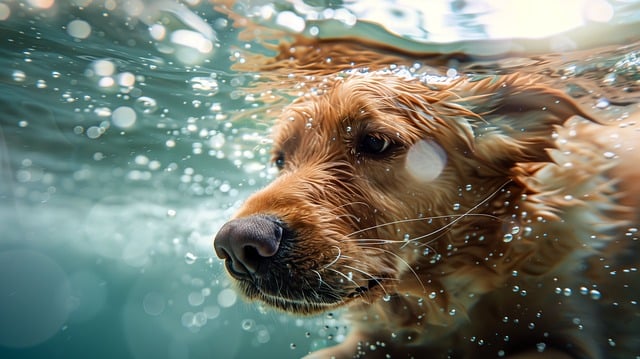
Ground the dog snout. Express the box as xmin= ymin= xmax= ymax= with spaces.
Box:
xmin=214 ymin=215 xmax=284 ymax=279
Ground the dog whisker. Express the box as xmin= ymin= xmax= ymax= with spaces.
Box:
xmin=359 ymin=245 xmax=427 ymax=295
xmin=343 ymin=213 xmax=502 ymax=244
xmin=326 ymin=267 xmax=368 ymax=295
xmin=413 ymin=181 xmax=512 ymax=247
xmin=321 ymin=245 xmax=342 ymax=270
xmin=346 ymin=183 xmax=510 ymax=240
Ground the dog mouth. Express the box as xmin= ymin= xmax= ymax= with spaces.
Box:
xmin=232 ymin=271 xmax=389 ymax=313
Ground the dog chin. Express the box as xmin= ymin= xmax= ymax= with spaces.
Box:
xmin=235 ymin=277 xmax=387 ymax=315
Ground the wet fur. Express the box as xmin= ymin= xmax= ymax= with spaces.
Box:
xmin=218 ymin=73 xmax=640 ymax=358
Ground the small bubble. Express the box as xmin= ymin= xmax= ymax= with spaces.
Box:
xmin=563 ymin=288 xmax=572 ymax=296
xmin=167 ymin=209 xmax=177 ymax=218
xmin=579 ymin=286 xmax=589 ymax=295
xmin=589 ymin=289 xmax=601 ymax=300
xmin=134 ymin=96 xmax=158 ymax=114
xmin=184 ymin=252 xmax=197 ymax=264
xmin=193 ymin=312 xmax=207 ymax=327
xmin=452 ymin=203 xmax=461 ymax=211
xmin=67 ymin=19 xmax=92 ymax=39
xmin=449 ymin=308 xmax=456 ymax=316
xmin=428 ymin=292 xmax=436 ymax=299
xmin=290 ymin=343 xmax=297 ymax=349
xmin=12 ymin=70 xmax=26 ymax=82
xmin=503 ymin=233 xmax=513 ymax=243
xmin=86 ymin=126 xmax=103 ymax=139
xmin=536 ymin=342 xmax=546 ymax=352
xmin=217 ymin=288 xmax=237 ymax=308
xmin=603 ymin=151 xmax=616 ymax=159
xmin=92 ymin=59 xmax=116 ymax=77
xmin=111 ymin=106 xmax=136 ymax=128
xmin=181 ymin=312 xmax=195 ymax=328
xmin=595 ymin=98 xmax=610 ymax=109
xmin=241 ymin=319 xmax=254 ymax=331
xmin=382 ymin=294 xmax=391 ymax=302
xmin=188 ymin=291 xmax=205 ymax=306
xmin=608 ymin=338 xmax=616 ymax=347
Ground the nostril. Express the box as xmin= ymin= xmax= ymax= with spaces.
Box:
xmin=213 ymin=215 xmax=285 ymax=278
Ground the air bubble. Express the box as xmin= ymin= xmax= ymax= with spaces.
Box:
xmin=188 ymin=291 xmax=205 ymax=307
xmin=134 ymin=96 xmax=158 ymax=114
xmin=595 ymin=98 xmax=610 ymax=109
xmin=12 ymin=70 xmax=26 ymax=82
xmin=67 ymin=19 xmax=92 ymax=39
xmin=241 ymin=319 xmax=254 ymax=331
xmin=503 ymin=233 xmax=513 ymax=243
xmin=184 ymin=252 xmax=197 ymax=264
xmin=217 ymin=288 xmax=237 ymax=308
xmin=111 ymin=106 xmax=136 ymax=128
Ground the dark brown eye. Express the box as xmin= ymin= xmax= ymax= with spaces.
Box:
xmin=358 ymin=134 xmax=391 ymax=156
xmin=274 ymin=152 xmax=285 ymax=170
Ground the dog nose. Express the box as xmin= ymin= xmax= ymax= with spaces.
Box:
xmin=214 ymin=215 xmax=283 ymax=278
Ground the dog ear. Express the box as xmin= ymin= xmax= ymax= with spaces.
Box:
xmin=454 ymin=74 xmax=597 ymax=170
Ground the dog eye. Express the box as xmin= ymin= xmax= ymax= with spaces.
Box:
xmin=274 ymin=152 xmax=285 ymax=170
xmin=358 ymin=134 xmax=391 ymax=155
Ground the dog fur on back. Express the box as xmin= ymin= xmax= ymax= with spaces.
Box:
xmin=214 ymin=73 xmax=640 ymax=358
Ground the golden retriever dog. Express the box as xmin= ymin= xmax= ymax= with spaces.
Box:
xmin=214 ymin=72 xmax=640 ymax=358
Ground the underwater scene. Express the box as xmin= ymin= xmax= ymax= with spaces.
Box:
xmin=1 ymin=0 xmax=639 ymax=358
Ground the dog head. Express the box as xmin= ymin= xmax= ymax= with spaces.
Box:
xmin=214 ymin=73 xmax=592 ymax=314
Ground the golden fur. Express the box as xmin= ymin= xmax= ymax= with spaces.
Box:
xmin=214 ymin=73 xmax=640 ymax=358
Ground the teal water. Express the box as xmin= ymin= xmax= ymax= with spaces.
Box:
xmin=0 ymin=1 xmax=639 ymax=358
